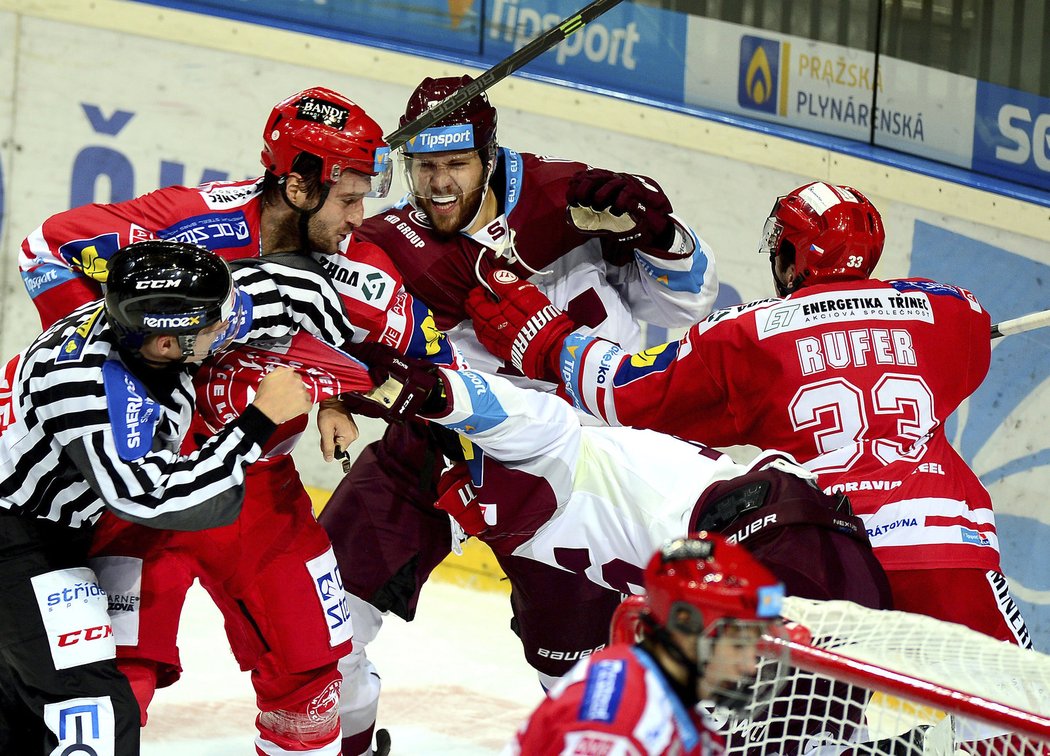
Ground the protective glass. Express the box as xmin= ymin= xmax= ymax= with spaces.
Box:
xmin=401 ymin=149 xmax=487 ymax=201
xmin=175 ymin=286 xmax=248 ymax=359
xmin=328 ymin=147 xmax=393 ymax=198
xmin=698 ymin=617 xmax=786 ymax=714
xmin=758 ymin=198 xmax=786 ymax=258
xmin=206 ymin=286 xmax=249 ymax=355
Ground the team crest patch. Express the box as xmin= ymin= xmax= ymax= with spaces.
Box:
xmin=59 ymin=232 xmax=123 ymax=282
xmin=615 ymin=340 xmax=679 ymax=385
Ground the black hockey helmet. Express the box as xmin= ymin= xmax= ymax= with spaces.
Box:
xmin=105 ymin=240 xmax=243 ymax=357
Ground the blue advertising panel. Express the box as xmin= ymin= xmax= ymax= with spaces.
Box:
xmin=479 ymin=0 xmax=686 ymax=103
xmin=973 ymin=81 xmax=1050 ymax=193
xmin=138 ymin=0 xmax=481 ymax=55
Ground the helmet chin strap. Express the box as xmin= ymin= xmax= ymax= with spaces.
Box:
xmin=770 ymin=254 xmax=801 ymax=297
xmin=461 ymin=145 xmax=499 ymax=233
xmin=643 ymin=617 xmax=706 ymax=709
xmin=279 ymin=178 xmax=330 ymax=253
xmin=461 ymin=155 xmax=498 ymax=234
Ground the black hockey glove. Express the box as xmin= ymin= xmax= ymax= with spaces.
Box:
xmin=566 ymin=168 xmax=676 ymax=254
xmin=343 ymin=342 xmax=447 ymax=423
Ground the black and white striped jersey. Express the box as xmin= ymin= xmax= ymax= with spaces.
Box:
xmin=0 ymin=257 xmax=359 ymax=531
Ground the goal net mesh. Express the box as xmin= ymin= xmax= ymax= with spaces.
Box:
xmin=719 ymin=597 xmax=1050 ymax=755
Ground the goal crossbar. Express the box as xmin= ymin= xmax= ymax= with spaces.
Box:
xmin=764 ymin=635 xmax=1050 ymax=743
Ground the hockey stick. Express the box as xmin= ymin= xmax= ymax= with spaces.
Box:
xmin=991 ymin=309 xmax=1050 ymax=339
xmin=384 ymin=0 xmax=626 ymax=151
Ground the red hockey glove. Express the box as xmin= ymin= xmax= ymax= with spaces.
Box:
xmin=344 ymin=342 xmax=447 ymax=423
xmin=566 ymin=168 xmax=676 ymax=253
xmin=465 ymin=270 xmax=574 ymax=383
xmin=434 ymin=462 xmax=489 ymax=536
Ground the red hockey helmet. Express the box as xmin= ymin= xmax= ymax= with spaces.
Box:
xmin=261 ymin=87 xmax=392 ymax=197
xmin=759 ymin=181 xmax=885 ymax=295
xmin=644 ymin=532 xmax=783 ymax=638
xmin=399 ymin=75 xmax=498 ymax=157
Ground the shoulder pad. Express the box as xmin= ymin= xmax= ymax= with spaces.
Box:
xmin=102 ymin=360 xmax=161 ymax=461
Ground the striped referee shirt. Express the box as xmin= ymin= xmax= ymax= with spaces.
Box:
xmin=0 ymin=257 xmax=359 ymax=531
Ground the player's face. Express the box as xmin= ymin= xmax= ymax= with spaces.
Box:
xmin=308 ymin=171 xmax=372 ymax=254
xmin=697 ymin=623 xmax=763 ymax=707
xmin=404 ymin=148 xmax=487 ymax=236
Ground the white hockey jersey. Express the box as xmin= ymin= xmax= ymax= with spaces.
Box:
xmin=431 ymin=368 xmax=812 ymax=595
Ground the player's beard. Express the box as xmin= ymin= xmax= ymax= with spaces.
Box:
xmin=306 ymin=214 xmax=349 ymax=255
xmin=420 ymin=182 xmax=485 ymax=238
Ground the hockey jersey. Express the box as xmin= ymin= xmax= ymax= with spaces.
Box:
xmin=19 ymin=177 xmax=456 ymax=458
xmin=355 ymin=148 xmax=718 ymax=388
xmin=553 ymin=277 xmax=997 ymax=572
xmin=506 ymin=645 xmax=724 ymax=756
xmin=431 ymin=368 xmax=813 ymax=595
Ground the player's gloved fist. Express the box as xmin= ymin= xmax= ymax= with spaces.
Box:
xmin=434 ymin=462 xmax=491 ymax=536
xmin=566 ymin=168 xmax=676 ymax=252
xmin=465 ymin=269 xmax=574 ymax=383
xmin=344 ymin=341 xmax=447 ymax=422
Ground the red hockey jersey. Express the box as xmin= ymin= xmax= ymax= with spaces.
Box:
xmin=557 ymin=277 xmax=996 ymax=572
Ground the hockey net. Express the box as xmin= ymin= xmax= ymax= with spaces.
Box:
xmin=720 ymin=597 xmax=1050 ymax=755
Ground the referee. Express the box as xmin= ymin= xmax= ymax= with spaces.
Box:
xmin=0 ymin=240 xmax=359 ymax=754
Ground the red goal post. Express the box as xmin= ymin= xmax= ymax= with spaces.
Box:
xmin=723 ymin=597 xmax=1050 ymax=755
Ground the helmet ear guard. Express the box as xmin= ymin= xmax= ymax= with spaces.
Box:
xmin=261 ymin=87 xmax=392 ymax=198
xmin=761 ymin=181 xmax=885 ymax=295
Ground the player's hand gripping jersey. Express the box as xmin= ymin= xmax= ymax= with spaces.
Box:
xmin=194 ymin=252 xmax=457 ymax=459
xmin=558 ymin=278 xmax=994 ymax=572
xmin=356 ymin=149 xmax=718 ymax=385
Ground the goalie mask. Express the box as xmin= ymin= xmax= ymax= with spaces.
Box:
xmin=399 ymin=75 xmax=499 ymax=233
xmin=262 ymin=87 xmax=392 ymax=198
xmin=105 ymin=240 xmax=247 ymax=359
xmin=642 ymin=533 xmax=784 ymax=713
xmin=760 ymin=181 xmax=885 ymax=296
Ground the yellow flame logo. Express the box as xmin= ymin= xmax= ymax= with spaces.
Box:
xmin=629 ymin=343 xmax=669 ymax=368
xmin=422 ymin=313 xmax=444 ymax=356
xmin=746 ymin=46 xmax=774 ymax=104
xmin=74 ymin=246 xmax=110 ymax=282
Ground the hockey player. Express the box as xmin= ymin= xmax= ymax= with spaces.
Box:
xmin=507 ymin=533 xmax=785 ymax=756
xmin=0 ymin=240 xmax=366 ymax=756
xmin=465 ymin=180 xmax=1031 ymax=647
xmin=319 ymin=74 xmax=720 ymax=753
xmin=18 ymin=88 xmax=450 ymax=754
xmin=345 ymin=343 xmax=891 ymax=614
